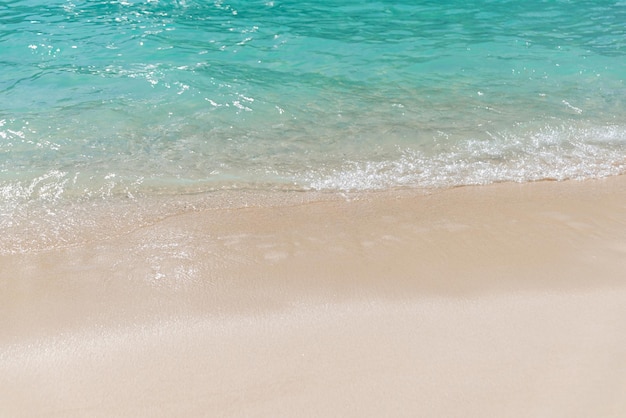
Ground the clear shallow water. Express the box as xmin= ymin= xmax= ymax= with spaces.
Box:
xmin=1 ymin=0 xmax=626 ymax=250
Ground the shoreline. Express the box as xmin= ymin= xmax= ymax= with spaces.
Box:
xmin=2 ymin=176 xmax=626 ymax=416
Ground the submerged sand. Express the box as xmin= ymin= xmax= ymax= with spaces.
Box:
xmin=1 ymin=176 xmax=626 ymax=416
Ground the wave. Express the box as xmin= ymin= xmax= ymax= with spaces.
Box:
xmin=302 ymin=123 xmax=626 ymax=191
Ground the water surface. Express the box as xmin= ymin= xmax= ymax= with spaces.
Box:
xmin=1 ymin=0 xmax=625 ymax=251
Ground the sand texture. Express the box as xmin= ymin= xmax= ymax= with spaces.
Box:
xmin=2 ymin=176 xmax=626 ymax=417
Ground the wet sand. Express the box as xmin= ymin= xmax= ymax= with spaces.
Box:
xmin=2 ymin=176 xmax=626 ymax=417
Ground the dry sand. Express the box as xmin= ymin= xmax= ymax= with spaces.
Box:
xmin=1 ymin=176 xmax=626 ymax=417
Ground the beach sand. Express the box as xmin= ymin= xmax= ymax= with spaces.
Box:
xmin=1 ymin=176 xmax=626 ymax=417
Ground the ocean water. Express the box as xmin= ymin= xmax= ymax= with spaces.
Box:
xmin=1 ymin=0 xmax=626 ymax=252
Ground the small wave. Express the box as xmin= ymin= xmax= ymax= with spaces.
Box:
xmin=303 ymin=124 xmax=626 ymax=191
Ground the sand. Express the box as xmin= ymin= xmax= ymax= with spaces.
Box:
xmin=1 ymin=176 xmax=626 ymax=417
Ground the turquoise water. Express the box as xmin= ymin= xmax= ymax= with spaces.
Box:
xmin=1 ymin=0 xmax=626 ymax=250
